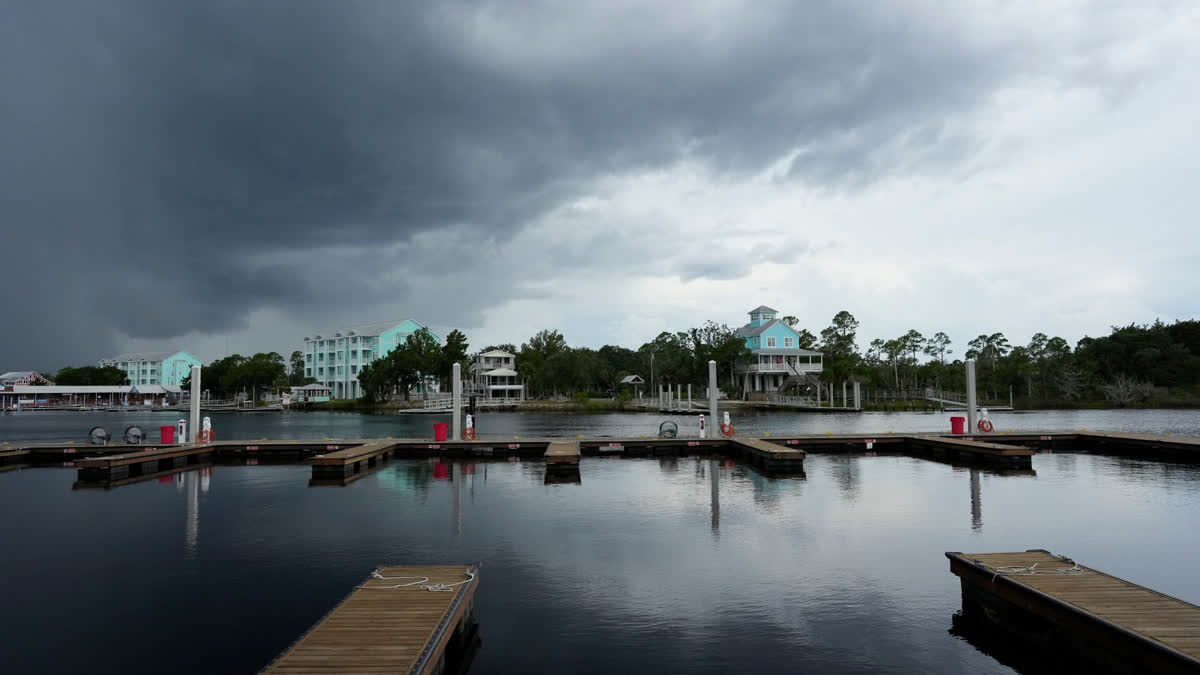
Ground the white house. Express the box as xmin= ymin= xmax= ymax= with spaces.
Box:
xmin=469 ymin=350 xmax=525 ymax=400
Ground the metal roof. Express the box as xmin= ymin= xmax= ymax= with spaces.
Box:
xmin=103 ymin=351 xmax=174 ymax=363
xmin=306 ymin=319 xmax=426 ymax=339
xmin=483 ymin=368 xmax=518 ymax=377
xmin=9 ymin=385 xmax=182 ymax=394
xmin=479 ymin=350 xmax=514 ymax=357
xmin=751 ymin=347 xmax=823 ymax=356
xmin=619 ymin=375 xmax=644 ymax=384
xmin=736 ymin=319 xmax=780 ymax=337
xmin=748 ymin=305 xmax=778 ymax=314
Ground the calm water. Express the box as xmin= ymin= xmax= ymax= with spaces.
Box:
xmin=3 ymin=407 xmax=1200 ymax=443
xmin=2 ymin=409 xmax=1199 ymax=673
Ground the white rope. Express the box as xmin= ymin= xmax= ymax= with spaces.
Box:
xmin=980 ymin=559 xmax=1087 ymax=583
xmin=358 ymin=568 xmax=476 ymax=593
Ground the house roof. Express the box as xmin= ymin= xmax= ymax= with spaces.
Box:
xmin=0 ymin=371 xmax=44 ymax=381
xmin=752 ymin=347 xmax=823 ymax=356
xmin=736 ymin=319 xmax=780 ymax=337
xmin=307 ymin=319 xmax=432 ymax=339
xmin=104 ymin=351 xmax=173 ymax=363
xmin=293 ymin=383 xmax=332 ymax=391
xmin=9 ymin=385 xmax=181 ymax=394
xmin=748 ymin=305 xmax=778 ymax=314
xmin=483 ymin=368 xmax=518 ymax=377
xmin=479 ymin=350 xmax=514 ymax=357
xmin=619 ymin=375 xmax=644 ymax=384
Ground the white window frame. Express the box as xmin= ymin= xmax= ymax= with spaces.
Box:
xmin=766 ymin=337 xmax=776 ymax=347
xmin=784 ymin=337 xmax=794 ymax=348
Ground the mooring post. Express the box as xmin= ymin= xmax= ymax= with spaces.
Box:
xmin=816 ymin=380 xmax=821 ymax=407
xmin=659 ymin=384 xmax=664 ymax=409
xmin=853 ymin=381 xmax=861 ymax=410
xmin=842 ymin=381 xmax=848 ymax=408
xmin=189 ymin=365 xmax=201 ymax=443
xmin=452 ymin=363 xmax=462 ymax=441
xmin=966 ymin=359 xmax=978 ymax=433
xmin=687 ymin=383 xmax=692 ymax=410
xmin=708 ymin=360 xmax=718 ymax=428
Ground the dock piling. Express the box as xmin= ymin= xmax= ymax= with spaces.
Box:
xmin=708 ymin=360 xmax=718 ymax=429
xmin=189 ymin=365 xmax=200 ymax=444
xmin=966 ymin=359 xmax=978 ymax=433
xmin=452 ymin=363 xmax=462 ymax=441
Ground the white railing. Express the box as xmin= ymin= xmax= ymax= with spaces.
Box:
xmin=740 ymin=362 xmax=823 ymax=373
xmin=764 ymin=393 xmax=818 ymax=406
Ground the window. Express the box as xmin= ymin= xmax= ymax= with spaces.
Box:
xmin=784 ymin=337 xmax=794 ymax=348
xmin=306 ymin=368 xmax=312 ymax=377
xmin=306 ymin=353 xmax=311 ymax=361
xmin=767 ymin=337 xmax=776 ymax=347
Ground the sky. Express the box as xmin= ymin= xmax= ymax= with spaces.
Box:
xmin=3 ymin=0 xmax=1199 ymax=371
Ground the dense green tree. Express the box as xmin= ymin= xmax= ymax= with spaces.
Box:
xmin=54 ymin=366 xmax=129 ymax=386
xmin=923 ymin=331 xmax=953 ymax=364
xmin=289 ymin=350 xmax=306 ymax=385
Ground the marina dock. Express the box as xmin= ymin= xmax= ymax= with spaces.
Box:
xmin=263 ymin=564 xmax=479 ymax=674
xmin=39 ymin=429 xmax=1200 ymax=486
xmin=948 ymin=550 xmax=1200 ymax=673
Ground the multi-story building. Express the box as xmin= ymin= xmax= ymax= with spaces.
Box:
xmin=734 ymin=305 xmax=823 ymax=394
xmin=469 ymin=350 xmax=524 ymax=400
xmin=302 ymin=319 xmax=439 ymax=400
xmin=98 ymin=351 xmax=202 ymax=387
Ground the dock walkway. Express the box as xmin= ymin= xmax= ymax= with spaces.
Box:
xmin=948 ymin=550 xmax=1200 ymax=673
xmin=263 ymin=564 xmax=479 ymax=674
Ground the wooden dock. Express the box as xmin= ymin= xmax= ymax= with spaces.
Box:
xmin=544 ymin=440 xmax=580 ymax=465
xmin=948 ymin=550 xmax=1200 ymax=673
xmin=906 ymin=435 xmax=1034 ymax=468
xmin=263 ymin=564 xmax=479 ymax=674
xmin=74 ymin=445 xmax=217 ymax=483
xmin=726 ymin=437 xmax=807 ymax=472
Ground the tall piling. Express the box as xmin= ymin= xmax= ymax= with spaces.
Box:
xmin=966 ymin=359 xmax=978 ymax=433
xmin=452 ymin=363 xmax=462 ymax=441
xmin=189 ymin=365 xmax=201 ymax=443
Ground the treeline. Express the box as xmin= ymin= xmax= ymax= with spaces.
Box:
xmin=51 ymin=366 xmax=129 ymax=386
xmin=830 ymin=315 xmax=1200 ymax=406
xmin=182 ymin=351 xmax=311 ymax=399
xmin=504 ymin=322 xmax=751 ymax=398
xmin=357 ymin=329 xmax=469 ymax=403
xmin=500 ymin=313 xmax=1200 ymax=407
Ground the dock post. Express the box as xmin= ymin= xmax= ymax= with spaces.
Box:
xmin=816 ymin=380 xmax=821 ymax=407
xmin=966 ymin=359 xmax=978 ymax=433
xmin=853 ymin=381 xmax=861 ymax=409
xmin=452 ymin=363 xmax=462 ymax=441
xmin=707 ymin=360 xmax=718 ymax=429
xmin=189 ymin=365 xmax=201 ymax=443
xmin=659 ymin=385 xmax=663 ymax=409
xmin=842 ymin=381 xmax=847 ymax=408
xmin=687 ymin=384 xmax=692 ymax=410
xmin=677 ymin=384 xmax=682 ymax=409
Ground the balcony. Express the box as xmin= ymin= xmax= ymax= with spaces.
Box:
xmin=738 ymin=361 xmax=823 ymax=374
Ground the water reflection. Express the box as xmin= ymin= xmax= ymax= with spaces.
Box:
xmin=709 ymin=458 xmax=719 ymax=537
xmin=970 ymin=469 xmax=982 ymax=532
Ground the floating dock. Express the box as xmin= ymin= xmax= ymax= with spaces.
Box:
xmin=41 ymin=430 xmax=1200 ymax=487
xmin=948 ymin=550 xmax=1200 ymax=673
xmin=263 ymin=564 xmax=479 ymax=674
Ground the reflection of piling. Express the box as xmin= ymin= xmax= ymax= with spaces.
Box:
xmin=709 ymin=458 xmax=720 ymax=536
xmin=969 ymin=469 xmax=981 ymax=532
xmin=185 ymin=470 xmax=199 ymax=555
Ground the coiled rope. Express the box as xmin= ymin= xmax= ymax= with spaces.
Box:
xmin=359 ymin=568 xmax=477 ymax=592
xmin=977 ymin=557 xmax=1086 ymax=583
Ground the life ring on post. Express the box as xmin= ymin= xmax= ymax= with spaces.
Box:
xmin=719 ymin=423 xmax=736 ymax=438
xmin=198 ymin=428 xmax=214 ymax=444
xmin=463 ymin=428 xmax=476 ymax=441
xmin=977 ymin=419 xmax=994 ymax=433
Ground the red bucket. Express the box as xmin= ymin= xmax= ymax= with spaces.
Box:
xmin=433 ymin=423 xmax=449 ymax=442
xmin=950 ymin=416 xmax=966 ymax=434
xmin=160 ymin=425 xmax=175 ymax=444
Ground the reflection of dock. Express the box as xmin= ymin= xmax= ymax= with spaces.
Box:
xmin=263 ymin=564 xmax=480 ymax=674
xmin=948 ymin=550 xmax=1200 ymax=673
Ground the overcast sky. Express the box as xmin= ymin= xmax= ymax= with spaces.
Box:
xmin=3 ymin=1 xmax=1199 ymax=371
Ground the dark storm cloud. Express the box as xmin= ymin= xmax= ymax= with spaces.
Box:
xmin=0 ymin=0 xmax=1085 ymax=368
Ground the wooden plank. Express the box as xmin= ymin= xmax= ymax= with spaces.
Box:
xmin=544 ymin=441 xmax=580 ymax=465
xmin=948 ymin=550 xmax=1200 ymax=667
xmin=263 ymin=564 xmax=478 ymax=674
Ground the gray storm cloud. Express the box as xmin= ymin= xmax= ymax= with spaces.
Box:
xmin=0 ymin=0 xmax=1168 ymax=369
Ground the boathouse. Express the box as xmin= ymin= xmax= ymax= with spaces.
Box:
xmin=734 ymin=306 xmax=823 ymax=395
